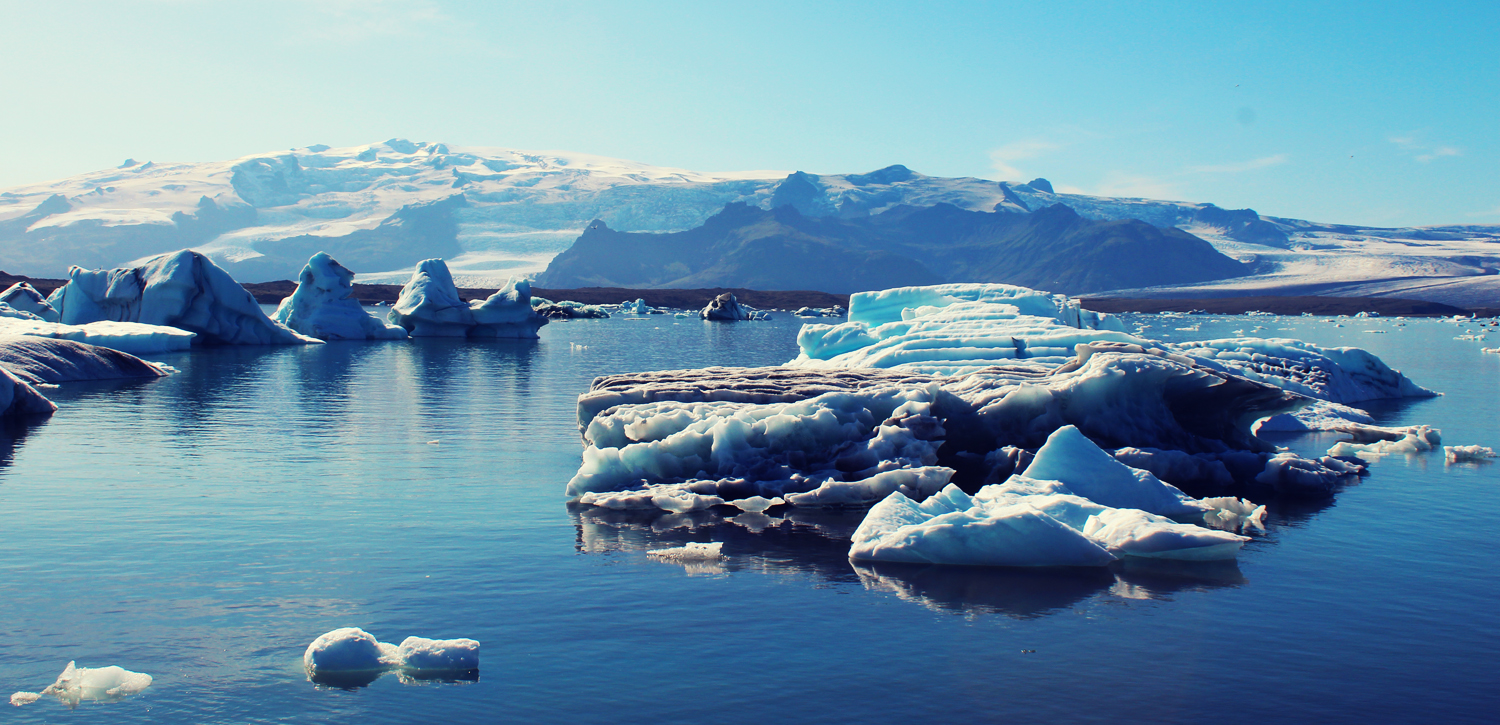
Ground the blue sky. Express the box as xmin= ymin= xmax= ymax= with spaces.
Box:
xmin=1 ymin=0 xmax=1494 ymax=226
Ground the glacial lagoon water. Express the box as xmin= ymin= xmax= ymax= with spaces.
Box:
xmin=2 ymin=312 xmax=1497 ymax=723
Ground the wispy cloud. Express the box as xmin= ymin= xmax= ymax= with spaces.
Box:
xmin=1389 ymin=135 xmax=1462 ymax=163
xmin=1467 ymin=205 xmax=1500 ymax=219
xmin=1189 ymin=154 xmax=1289 ymax=174
xmin=297 ymin=0 xmax=451 ymax=43
xmin=989 ymin=140 xmax=1061 ymax=180
xmin=1095 ymin=171 xmax=1182 ymax=200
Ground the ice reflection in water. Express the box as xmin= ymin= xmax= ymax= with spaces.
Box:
xmin=571 ymin=506 xmax=1246 ymax=616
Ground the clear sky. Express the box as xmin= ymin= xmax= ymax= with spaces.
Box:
xmin=1 ymin=0 xmax=1495 ymax=227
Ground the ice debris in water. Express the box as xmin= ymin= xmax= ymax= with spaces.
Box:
xmin=303 ymin=627 xmax=479 ymax=682
xmin=1444 ymin=445 xmax=1496 ymax=464
xmin=274 ymin=252 xmax=408 ymax=340
xmin=1326 ymin=424 xmax=1441 ymax=458
xmin=647 ymin=542 xmax=724 ymax=560
xmin=10 ymin=661 xmax=152 ymax=707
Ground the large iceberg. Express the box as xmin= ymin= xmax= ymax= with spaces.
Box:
xmin=46 ymin=250 xmax=318 ymax=345
xmin=0 ymin=337 xmax=172 ymax=386
xmin=9 ymin=661 xmax=152 ymax=707
xmin=0 ymin=282 xmax=59 ymax=322
xmin=568 ymin=283 xmax=1428 ymax=516
xmin=273 ymin=252 xmax=407 ymax=340
xmin=701 ymin=293 xmax=759 ymax=321
xmin=387 ymin=259 xmax=547 ymax=338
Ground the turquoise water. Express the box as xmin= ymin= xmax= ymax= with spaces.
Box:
xmin=1 ymin=313 xmax=1496 ymax=723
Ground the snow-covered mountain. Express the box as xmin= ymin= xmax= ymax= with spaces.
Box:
xmin=2 ymin=139 xmax=1496 ymax=305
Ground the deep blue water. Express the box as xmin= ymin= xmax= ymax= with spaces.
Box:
xmin=2 ymin=312 xmax=1496 ymax=723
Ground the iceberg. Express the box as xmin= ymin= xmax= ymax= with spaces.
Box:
xmin=0 ymin=317 xmax=196 ymax=355
xmin=303 ymin=627 xmax=479 ymax=685
xmin=1444 ymin=445 xmax=1496 ymax=463
xmin=0 ymin=337 xmax=172 ymax=386
xmin=1325 ymin=424 xmax=1441 ymax=458
xmin=387 ymin=259 xmax=547 ymax=338
xmin=647 ymin=542 xmax=724 ymax=560
xmin=9 ymin=661 xmax=152 ymax=707
xmin=273 ymin=252 xmax=407 ymax=340
xmin=700 ymin=292 xmax=763 ymax=321
xmin=848 ymin=479 xmax=1251 ymax=567
xmin=46 ymin=250 xmax=318 ymax=345
xmin=568 ymin=283 xmax=1432 ymax=516
xmin=0 ymin=365 xmax=59 ymax=417
xmin=0 ymin=282 xmax=59 ymax=322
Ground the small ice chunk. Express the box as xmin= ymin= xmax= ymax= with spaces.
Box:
xmin=304 ymin=627 xmax=398 ymax=674
xmin=1445 ymin=445 xmax=1496 ymax=463
xmin=395 ymin=637 xmax=480 ymax=671
xmin=10 ymin=661 xmax=152 ymax=707
xmin=647 ymin=542 xmax=724 ymax=560
xmin=729 ymin=496 xmax=784 ymax=513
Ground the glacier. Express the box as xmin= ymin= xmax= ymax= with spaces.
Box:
xmin=387 ymin=258 xmax=547 ymax=338
xmin=46 ymin=250 xmax=318 ymax=346
xmin=9 ymin=661 xmax=152 ymax=707
xmin=273 ymin=252 xmax=407 ymax=340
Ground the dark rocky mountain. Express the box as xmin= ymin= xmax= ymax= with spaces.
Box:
xmin=536 ymin=201 xmax=1252 ymax=295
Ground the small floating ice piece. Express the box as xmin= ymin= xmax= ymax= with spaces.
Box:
xmin=646 ymin=542 xmax=723 ymax=560
xmin=1444 ymin=445 xmax=1496 ymax=464
xmin=728 ymin=495 xmax=784 ymax=513
xmin=303 ymin=627 xmax=479 ymax=683
xmin=10 ymin=661 xmax=152 ymax=707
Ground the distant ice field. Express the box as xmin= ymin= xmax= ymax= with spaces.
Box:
xmin=0 ymin=312 xmax=1495 ymax=723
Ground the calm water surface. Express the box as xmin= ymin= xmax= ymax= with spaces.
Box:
xmin=2 ymin=312 xmax=1496 ymax=723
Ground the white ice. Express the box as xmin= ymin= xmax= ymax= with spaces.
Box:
xmin=387 ymin=258 xmax=547 ymax=338
xmin=9 ymin=661 xmax=152 ymax=707
xmin=0 ymin=317 xmax=196 ymax=355
xmin=1444 ymin=445 xmax=1496 ymax=463
xmin=1326 ymin=424 xmax=1441 ymax=458
xmin=47 ymin=249 xmax=318 ymax=345
xmin=303 ymin=627 xmax=479 ymax=677
xmin=647 ymin=542 xmax=724 ymax=560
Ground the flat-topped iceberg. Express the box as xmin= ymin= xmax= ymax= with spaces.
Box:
xmin=387 ymin=258 xmax=547 ymax=338
xmin=0 ymin=337 xmax=172 ymax=386
xmin=0 ymin=317 xmax=195 ymax=355
xmin=46 ymin=250 xmax=318 ymax=345
xmin=274 ymin=252 xmax=407 ymax=341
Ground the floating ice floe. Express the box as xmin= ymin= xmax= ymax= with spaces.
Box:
xmin=10 ymin=661 xmax=152 ymax=707
xmin=532 ymin=297 xmax=609 ymax=319
xmin=387 ymin=259 xmax=547 ymax=338
xmin=46 ymin=250 xmax=318 ymax=345
xmin=0 ymin=364 xmax=59 ymax=417
xmin=0 ymin=317 xmax=196 ymax=355
xmin=1326 ymin=424 xmax=1441 ymax=458
xmin=303 ymin=627 xmax=479 ymax=686
xmin=274 ymin=252 xmax=407 ymax=340
xmin=0 ymin=282 xmax=59 ymax=322
xmin=1443 ymin=445 xmax=1495 ymax=464
xmin=647 ymin=542 xmax=724 ymax=560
